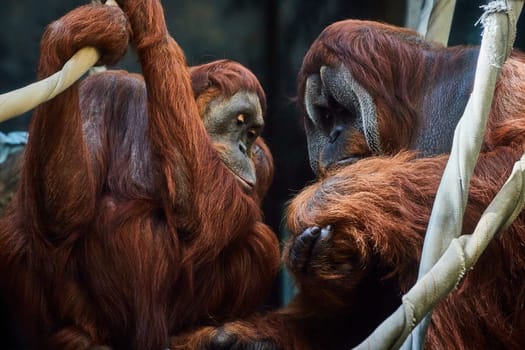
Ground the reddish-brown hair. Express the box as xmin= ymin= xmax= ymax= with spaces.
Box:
xmin=296 ymin=19 xmax=477 ymax=152
xmin=190 ymin=59 xmax=266 ymax=116
xmin=0 ymin=4 xmax=280 ymax=350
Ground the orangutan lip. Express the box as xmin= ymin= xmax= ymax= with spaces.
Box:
xmin=231 ymin=171 xmax=255 ymax=192
xmin=336 ymin=156 xmax=362 ymax=167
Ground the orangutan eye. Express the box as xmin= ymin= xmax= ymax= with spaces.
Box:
xmin=236 ymin=113 xmax=245 ymax=125
xmin=247 ymin=128 xmax=258 ymax=140
xmin=316 ymin=107 xmax=330 ymax=121
xmin=334 ymin=104 xmax=346 ymax=115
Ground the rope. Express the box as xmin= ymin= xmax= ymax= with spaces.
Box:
xmin=0 ymin=0 xmax=118 ymax=124
xmin=0 ymin=48 xmax=99 ymax=123
xmin=406 ymin=0 xmax=457 ymax=46
xmin=354 ymin=154 xmax=525 ymax=349
xmin=418 ymin=0 xmax=457 ymax=46
xmin=406 ymin=2 xmax=521 ymax=348
xmin=353 ymin=1 xmax=524 ymax=348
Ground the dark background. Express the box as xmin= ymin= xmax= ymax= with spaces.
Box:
xmin=2 ymin=0 xmax=525 ymax=311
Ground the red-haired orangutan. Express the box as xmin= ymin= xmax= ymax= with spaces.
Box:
xmin=0 ymin=1 xmax=280 ymax=349
xmin=199 ymin=20 xmax=525 ymax=349
xmin=0 ymin=60 xmax=273 ymax=214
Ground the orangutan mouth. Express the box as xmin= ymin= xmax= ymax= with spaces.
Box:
xmin=336 ymin=155 xmax=363 ymax=167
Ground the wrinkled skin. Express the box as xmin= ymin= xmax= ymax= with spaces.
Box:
xmin=203 ymin=90 xmax=265 ymax=191
xmin=195 ymin=19 xmax=525 ymax=350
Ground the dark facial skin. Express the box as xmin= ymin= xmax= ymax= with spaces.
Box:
xmin=303 ymin=51 xmax=478 ymax=177
xmin=203 ymin=90 xmax=264 ymax=191
xmin=304 ymin=65 xmax=380 ymax=176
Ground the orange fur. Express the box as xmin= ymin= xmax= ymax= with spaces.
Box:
xmin=0 ymin=2 xmax=279 ymax=349
xmin=191 ymin=19 xmax=525 ymax=349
